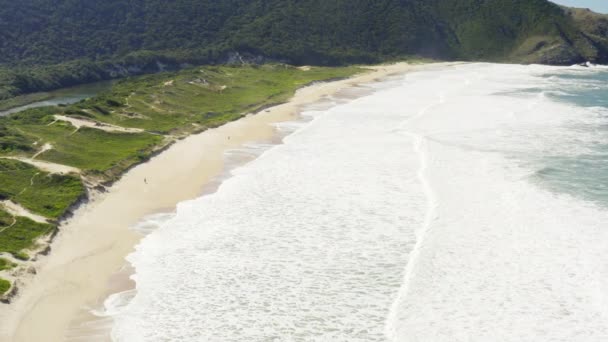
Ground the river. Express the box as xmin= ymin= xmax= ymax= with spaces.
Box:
xmin=0 ymin=81 xmax=114 ymax=117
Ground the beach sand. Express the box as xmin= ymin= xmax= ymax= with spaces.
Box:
xmin=0 ymin=62 xmax=446 ymax=342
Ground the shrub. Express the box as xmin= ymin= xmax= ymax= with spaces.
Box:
xmin=0 ymin=278 xmax=10 ymax=295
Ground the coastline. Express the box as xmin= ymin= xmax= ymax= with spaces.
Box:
xmin=0 ymin=62 xmax=446 ymax=342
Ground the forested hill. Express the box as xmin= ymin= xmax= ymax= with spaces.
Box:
xmin=1 ymin=0 xmax=607 ymax=99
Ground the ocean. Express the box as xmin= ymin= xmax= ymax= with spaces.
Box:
xmin=101 ymin=63 xmax=608 ymax=341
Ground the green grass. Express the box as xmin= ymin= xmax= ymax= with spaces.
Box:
xmin=0 ymin=278 xmax=10 ymax=295
xmin=0 ymin=125 xmax=36 ymax=155
xmin=2 ymin=107 xmax=163 ymax=173
xmin=0 ymin=257 xmax=16 ymax=271
xmin=0 ymin=209 xmax=13 ymax=227
xmin=0 ymin=159 xmax=85 ymax=218
xmin=19 ymin=124 xmax=163 ymax=172
xmin=0 ymin=209 xmax=54 ymax=259
xmin=70 ymin=65 xmax=362 ymax=134
xmin=12 ymin=251 xmax=29 ymax=261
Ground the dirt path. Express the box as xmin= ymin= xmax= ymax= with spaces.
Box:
xmin=54 ymin=115 xmax=144 ymax=133
xmin=1 ymin=157 xmax=81 ymax=175
xmin=31 ymin=143 xmax=52 ymax=160
xmin=0 ymin=217 xmax=17 ymax=234
xmin=0 ymin=201 xmax=48 ymax=224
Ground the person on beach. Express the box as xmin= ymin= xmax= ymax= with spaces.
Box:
xmin=144 ymin=178 xmax=147 ymax=184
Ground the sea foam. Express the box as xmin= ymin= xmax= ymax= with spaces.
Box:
xmin=106 ymin=63 xmax=608 ymax=341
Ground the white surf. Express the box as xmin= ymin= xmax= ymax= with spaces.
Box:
xmin=104 ymin=63 xmax=608 ymax=342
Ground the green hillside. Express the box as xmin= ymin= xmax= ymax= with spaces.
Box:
xmin=0 ymin=0 xmax=607 ymax=99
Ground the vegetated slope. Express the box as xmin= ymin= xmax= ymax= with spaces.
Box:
xmin=563 ymin=6 xmax=608 ymax=60
xmin=0 ymin=0 xmax=607 ymax=99
xmin=0 ymin=64 xmax=359 ymax=298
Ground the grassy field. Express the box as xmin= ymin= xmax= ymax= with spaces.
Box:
xmin=69 ymin=65 xmax=361 ymax=134
xmin=0 ymin=208 xmax=12 ymax=227
xmin=0 ymin=278 xmax=10 ymax=295
xmin=0 ymin=208 xmax=54 ymax=260
xmin=1 ymin=108 xmax=164 ymax=173
xmin=22 ymin=124 xmax=163 ymax=172
xmin=0 ymin=64 xmax=362 ymax=283
xmin=0 ymin=159 xmax=85 ymax=219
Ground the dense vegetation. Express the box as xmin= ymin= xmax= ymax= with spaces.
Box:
xmin=0 ymin=159 xmax=85 ymax=218
xmin=0 ymin=277 xmax=10 ymax=295
xmin=0 ymin=209 xmax=55 ymax=260
xmin=0 ymin=257 xmax=16 ymax=272
xmin=0 ymin=64 xmax=360 ymax=295
xmin=68 ymin=65 xmax=360 ymax=133
xmin=0 ymin=0 xmax=607 ymax=100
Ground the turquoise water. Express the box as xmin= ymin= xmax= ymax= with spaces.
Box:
xmin=529 ymin=68 xmax=608 ymax=206
xmin=545 ymin=71 xmax=608 ymax=108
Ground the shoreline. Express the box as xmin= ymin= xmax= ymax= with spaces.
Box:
xmin=0 ymin=62 xmax=447 ymax=342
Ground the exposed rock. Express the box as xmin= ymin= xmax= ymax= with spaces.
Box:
xmin=536 ymin=43 xmax=585 ymax=65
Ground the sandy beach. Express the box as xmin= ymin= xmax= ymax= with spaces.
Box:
xmin=0 ymin=62 xmax=442 ymax=342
